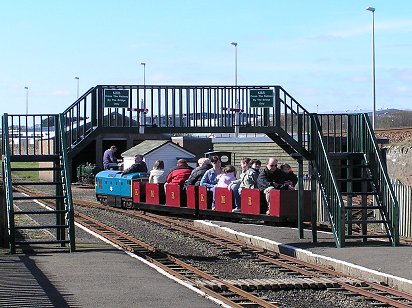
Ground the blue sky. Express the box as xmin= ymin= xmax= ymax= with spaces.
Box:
xmin=1 ymin=0 xmax=411 ymax=115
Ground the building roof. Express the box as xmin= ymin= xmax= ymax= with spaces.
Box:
xmin=121 ymin=140 xmax=195 ymax=157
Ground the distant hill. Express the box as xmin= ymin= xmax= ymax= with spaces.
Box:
xmin=375 ymin=109 xmax=412 ymax=129
xmin=376 ymin=108 xmax=405 ymax=116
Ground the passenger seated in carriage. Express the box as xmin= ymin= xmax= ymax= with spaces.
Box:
xmin=149 ymin=160 xmax=166 ymax=184
xmin=200 ymin=156 xmax=222 ymax=209
xmin=280 ymin=163 xmax=298 ymax=190
xmin=165 ymin=159 xmax=193 ymax=186
xmin=199 ymin=156 xmax=222 ymax=190
xmin=257 ymin=158 xmax=289 ymax=215
xmin=228 ymin=158 xmax=251 ymax=212
xmin=184 ymin=157 xmax=212 ymax=188
xmin=213 ymin=165 xmax=236 ymax=210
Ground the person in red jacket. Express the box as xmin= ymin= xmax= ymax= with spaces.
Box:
xmin=165 ymin=159 xmax=193 ymax=186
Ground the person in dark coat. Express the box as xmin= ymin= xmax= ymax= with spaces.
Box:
xmin=165 ymin=159 xmax=193 ymax=186
xmin=184 ymin=158 xmax=212 ymax=188
xmin=257 ymin=158 xmax=287 ymax=214
xmin=122 ymin=154 xmax=148 ymax=175
xmin=280 ymin=163 xmax=298 ymax=189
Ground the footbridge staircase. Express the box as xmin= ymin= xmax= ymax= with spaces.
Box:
xmin=1 ymin=85 xmax=399 ymax=250
xmin=2 ymin=114 xmax=75 ymax=253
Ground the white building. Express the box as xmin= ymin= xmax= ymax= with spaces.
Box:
xmin=121 ymin=140 xmax=196 ymax=173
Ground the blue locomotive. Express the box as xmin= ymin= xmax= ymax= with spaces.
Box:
xmin=95 ymin=170 xmax=149 ymax=208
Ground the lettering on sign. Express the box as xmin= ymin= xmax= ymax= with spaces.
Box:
xmin=150 ymin=190 xmax=154 ymax=198
xmin=250 ymin=89 xmax=274 ymax=108
xmin=171 ymin=192 xmax=175 ymax=200
xmin=104 ymin=89 xmax=130 ymax=108
xmin=248 ymin=196 xmax=252 ymax=206
xmin=200 ymin=194 xmax=205 ymax=202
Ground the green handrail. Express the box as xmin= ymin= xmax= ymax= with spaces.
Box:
xmin=58 ymin=113 xmax=76 ymax=252
xmin=310 ymin=114 xmax=345 ymax=247
xmin=360 ymin=114 xmax=399 ymax=246
xmin=2 ymin=114 xmax=16 ymax=253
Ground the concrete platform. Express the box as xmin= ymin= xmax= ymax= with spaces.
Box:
xmin=194 ymin=220 xmax=412 ymax=295
xmin=2 ymin=216 xmax=411 ymax=307
xmin=0 ymin=228 xmax=219 ymax=307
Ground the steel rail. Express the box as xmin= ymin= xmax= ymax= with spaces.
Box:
xmin=100 ymin=205 xmax=412 ymax=307
xmin=13 ymin=186 xmax=412 ymax=306
xmin=74 ymin=211 xmax=278 ymax=308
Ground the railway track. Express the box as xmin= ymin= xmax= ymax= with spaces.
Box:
xmin=75 ymin=211 xmax=279 ymax=307
xmin=12 ymin=185 xmax=412 ymax=307
xmin=80 ymin=202 xmax=412 ymax=307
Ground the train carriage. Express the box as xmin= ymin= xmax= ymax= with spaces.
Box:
xmin=95 ymin=170 xmax=311 ymax=223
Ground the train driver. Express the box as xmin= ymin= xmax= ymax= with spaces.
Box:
xmin=122 ymin=154 xmax=148 ymax=175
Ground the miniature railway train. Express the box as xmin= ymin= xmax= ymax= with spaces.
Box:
xmin=95 ymin=170 xmax=312 ymax=222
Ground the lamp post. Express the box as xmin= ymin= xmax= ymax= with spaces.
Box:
xmin=140 ymin=62 xmax=146 ymax=86
xmin=230 ymin=42 xmax=239 ymax=137
xmin=75 ymin=76 xmax=80 ymax=99
xmin=366 ymin=6 xmax=376 ymax=129
xmin=139 ymin=62 xmax=146 ymax=135
xmin=230 ymin=42 xmax=238 ymax=87
xmin=24 ymin=86 xmax=29 ymax=115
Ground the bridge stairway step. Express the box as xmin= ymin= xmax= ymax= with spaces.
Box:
xmin=13 ymin=195 xmax=65 ymax=200
xmin=15 ymin=225 xmax=69 ymax=230
xmin=344 ymin=206 xmax=383 ymax=210
xmin=10 ymin=167 xmax=62 ymax=171
xmin=15 ymin=210 xmax=68 ymax=215
xmin=15 ymin=239 xmax=71 ymax=245
xmin=13 ymin=181 xmax=61 ymax=186
xmin=341 ymin=192 xmax=378 ymax=196
xmin=346 ymin=234 xmax=391 ymax=239
xmin=340 ymin=164 xmax=370 ymax=168
xmin=329 ymin=152 xmax=365 ymax=159
xmin=9 ymin=154 xmax=61 ymax=163
xmin=336 ymin=178 xmax=373 ymax=182
xmin=3 ymin=142 xmax=75 ymax=253
xmin=346 ymin=219 xmax=387 ymax=224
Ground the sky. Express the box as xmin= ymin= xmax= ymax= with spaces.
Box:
xmin=1 ymin=0 xmax=411 ymax=116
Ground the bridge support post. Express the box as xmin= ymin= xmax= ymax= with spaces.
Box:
xmin=139 ymin=99 xmax=145 ymax=135
xmin=234 ymin=101 xmax=240 ymax=138
xmin=0 ymin=186 xmax=8 ymax=248
xmin=298 ymin=158 xmax=304 ymax=239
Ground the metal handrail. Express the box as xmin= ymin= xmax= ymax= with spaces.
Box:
xmin=310 ymin=114 xmax=345 ymax=247
xmin=58 ymin=113 xmax=76 ymax=252
xmin=360 ymin=114 xmax=399 ymax=245
xmin=57 ymin=84 xmax=313 ymax=154
xmin=2 ymin=114 xmax=16 ymax=253
xmin=62 ymin=87 xmax=95 ymax=114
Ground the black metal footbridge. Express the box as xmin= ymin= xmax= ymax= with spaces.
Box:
xmin=1 ymin=84 xmax=399 ymax=252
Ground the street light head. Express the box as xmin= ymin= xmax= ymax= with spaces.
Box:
xmin=230 ymin=42 xmax=237 ymax=47
xmin=141 ymin=62 xmax=146 ymax=66
xmin=24 ymin=86 xmax=28 ymax=90
xmin=366 ymin=7 xmax=375 ymax=12
xmin=75 ymin=76 xmax=79 ymax=80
